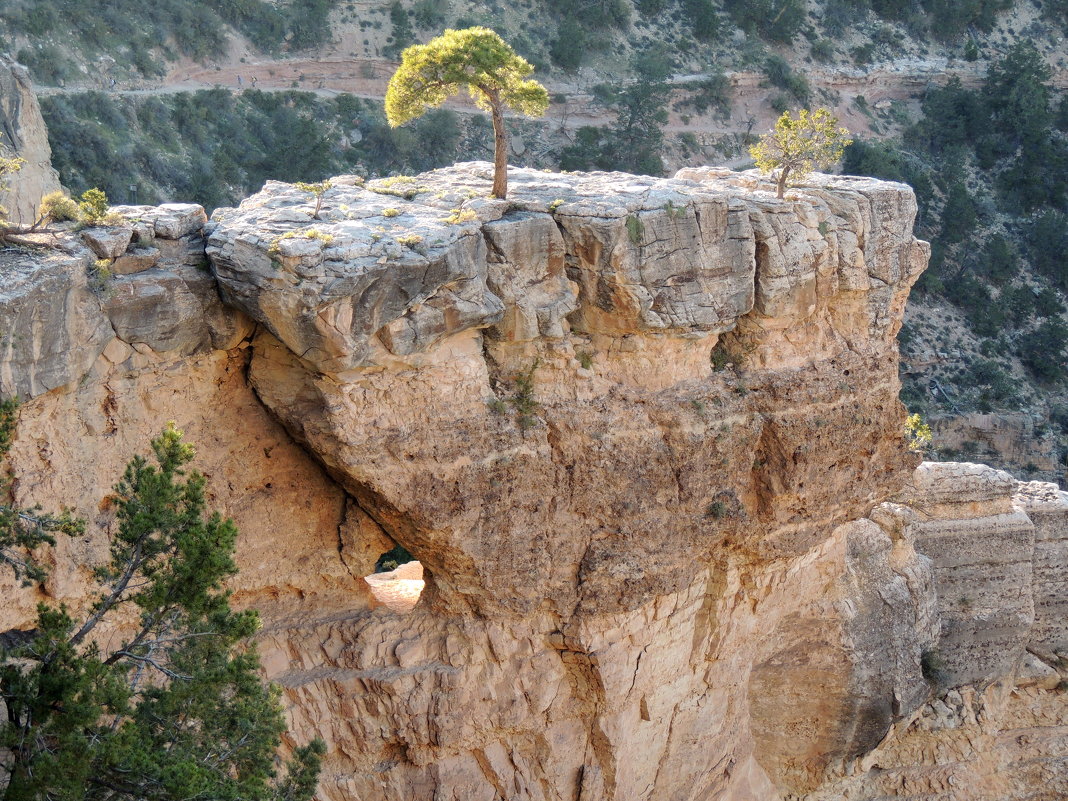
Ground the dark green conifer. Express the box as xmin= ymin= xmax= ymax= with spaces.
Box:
xmin=0 ymin=423 xmax=323 ymax=801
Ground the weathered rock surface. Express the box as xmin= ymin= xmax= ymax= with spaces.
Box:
xmin=905 ymin=462 xmax=1036 ymax=688
xmin=1 ymin=163 xmax=1065 ymax=801
xmin=81 ymin=225 xmax=134 ymax=259
xmin=0 ymin=55 xmax=62 ymax=225
xmin=0 ymin=203 xmax=249 ymax=399
xmin=810 ymin=464 xmax=1068 ymax=801
xmin=1014 ymin=480 xmax=1068 ymax=654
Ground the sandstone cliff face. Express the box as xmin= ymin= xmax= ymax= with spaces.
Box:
xmin=0 ymin=55 xmax=61 ymax=226
xmin=1 ymin=163 xmax=1064 ymax=801
xmin=812 ymin=462 xmax=1068 ymax=801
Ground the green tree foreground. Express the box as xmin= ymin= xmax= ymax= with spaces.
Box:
xmin=385 ymin=27 xmax=549 ymax=199
xmin=0 ymin=417 xmax=323 ymax=801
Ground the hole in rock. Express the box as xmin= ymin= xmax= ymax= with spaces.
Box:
xmin=363 ymin=545 xmax=424 ymax=614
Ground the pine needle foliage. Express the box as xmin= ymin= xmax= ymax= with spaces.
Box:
xmin=385 ymin=27 xmax=549 ymax=199
xmin=750 ymin=108 xmax=853 ymax=198
xmin=0 ymin=423 xmax=323 ymax=801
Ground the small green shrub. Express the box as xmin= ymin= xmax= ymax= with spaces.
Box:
xmin=905 ymin=413 xmax=932 ymax=453
xmin=769 ymin=93 xmax=792 ymax=114
xmin=382 ymin=207 xmax=401 ymax=218
xmin=712 ymin=339 xmax=749 ymax=371
xmin=443 ymin=208 xmax=477 ymax=224
xmin=550 ymin=18 xmax=586 ymax=72
xmin=763 ymin=55 xmax=810 ymax=102
xmin=664 ymin=199 xmax=687 ymax=219
xmin=0 ymin=398 xmax=18 ymax=456
xmin=576 ymin=351 xmax=593 ymax=369
xmin=370 ymin=176 xmax=425 ymax=200
xmin=304 ymin=228 xmax=334 ymax=245
xmin=811 ymin=38 xmax=835 ymax=62
xmin=77 ymin=188 xmax=110 ymax=225
xmin=89 ymin=258 xmax=113 ymax=292
xmin=676 ymin=70 xmax=731 ymax=117
xmin=39 ymin=190 xmax=78 ymax=223
xmin=711 ymin=342 xmax=730 ymax=371
xmin=508 ymin=360 xmax=540 ymax=430
xmin=625 ymin=214 xmax=644 ymax=245
xmin=851 ymin=43 xmax=876 ymax=64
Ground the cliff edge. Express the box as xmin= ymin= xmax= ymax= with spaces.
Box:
xmin=1 ymin=163 xmax=1064 ymax=801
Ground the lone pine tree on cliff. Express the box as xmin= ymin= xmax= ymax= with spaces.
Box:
xmin=0 ymin=420 xmax=323 ymax=801
xmin=385 ymin=27 xmax=549 ymax=199
xmin=750 ymin=108 xmax=852 ymax=199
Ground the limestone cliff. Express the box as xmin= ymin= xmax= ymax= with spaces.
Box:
xmin=0 ymin=55 xmax=61 ymax=226
xmin=0 ymin=162 xmax=1064 ymax=801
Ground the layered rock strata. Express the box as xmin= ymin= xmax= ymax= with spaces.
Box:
xmin=1 ymin=163 xmax=1064 ymax=801
xmin=811 ymin=462 xmax=1068 ymax=801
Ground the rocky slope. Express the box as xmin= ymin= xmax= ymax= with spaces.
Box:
xmin=0 ymin=162 xmax=1065 ymax=801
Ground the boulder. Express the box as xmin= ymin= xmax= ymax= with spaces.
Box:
xmin=81 ymin=226 xmax=133 ymax=259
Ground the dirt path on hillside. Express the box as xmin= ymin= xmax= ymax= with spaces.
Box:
xmin=35 ymin=54 xmax=1068 ymax=152
xmin=163 ymin=56 xmax=984 ymax=137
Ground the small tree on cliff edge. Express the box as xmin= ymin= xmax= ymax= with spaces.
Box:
xmin=385 ymin=27 xmax=549 ymax=199
xmin=0 ymin=422 xmax=323 ymax=801
xmin=750 ymin=108 xmax=852 ymax=199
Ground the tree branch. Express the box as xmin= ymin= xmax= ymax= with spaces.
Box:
xmin=69 ymin=540 xmax=145 ymax=649
xmin=110 ymin=650 xmax=191 ymax=681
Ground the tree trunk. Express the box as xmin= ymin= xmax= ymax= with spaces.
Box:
xmin=776 ymin=164 xmax=791 ymax=199
xmin=488 ymin=92 xmax=509 ymax=200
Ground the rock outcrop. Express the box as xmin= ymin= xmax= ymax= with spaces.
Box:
xmin=0 ymin=55 xmax=61 ymax=225
xmin=2 ymin=162 xmax=1065 ymax=801
xmin=810 ymin=462 xmax=1068 ymax=801
xmin=0 ymin=202 xmax=244 ymax=399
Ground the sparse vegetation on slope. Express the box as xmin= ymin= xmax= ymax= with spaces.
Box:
xmin=2 ymin=0 xmax=338 ymax=81
xmin=40 ymin=90 xmax=465 ymax=211
xmin=844 ymin=42 xmax=1068 ymax=475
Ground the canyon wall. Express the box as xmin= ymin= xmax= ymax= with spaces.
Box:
xmin=1 ymin=162 xmax=1065 ymax=800
xmin=0 ymin=56 xmax=61 ymax=226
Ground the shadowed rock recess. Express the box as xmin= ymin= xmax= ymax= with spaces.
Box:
xmin=2 ymin=163 xmax=1066 ymax=801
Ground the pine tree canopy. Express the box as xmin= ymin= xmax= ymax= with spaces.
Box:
xmin=0 ymin=422 xmax=323 ymax=801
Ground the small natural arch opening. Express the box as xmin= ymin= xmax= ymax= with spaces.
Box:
xmin=363 ymin=545 xmax=425 ymax=614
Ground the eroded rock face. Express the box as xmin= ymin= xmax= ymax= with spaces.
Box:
xmin=0 ymin=202 xmax=249 ymax=399
xmin=2 ymin=164 xmax=1065 ymax=801
xmin=206 ymin=166 xmax=926 ymax=623
xmin=809 ymin=464 xmax=1068 ymax=801
xmin=0 ymin=55 xmax=62 ymax=226
xmin=904 ymin=462 xmax=1036 ymax=688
